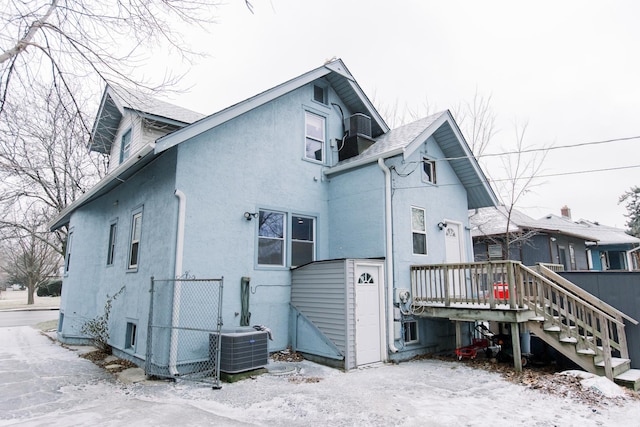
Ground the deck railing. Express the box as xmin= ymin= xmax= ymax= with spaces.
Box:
xmin=410 ymin=261 xmax=637 ymax=379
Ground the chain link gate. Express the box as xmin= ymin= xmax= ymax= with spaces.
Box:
xmin=146 ymin=276 xmax=224 ymax=388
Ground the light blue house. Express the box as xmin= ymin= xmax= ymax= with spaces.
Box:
xmin=50 ymin=59 xmax=497 ymax=371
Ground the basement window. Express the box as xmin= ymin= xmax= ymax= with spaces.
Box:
xmin=125 ymin=322 xmax=137 ymax=350
xmin=403 ymin=320 xmax=419 ymax=344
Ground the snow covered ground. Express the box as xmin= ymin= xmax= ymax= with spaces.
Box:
xmin=1 ymin=326 xmax=639 ymax=426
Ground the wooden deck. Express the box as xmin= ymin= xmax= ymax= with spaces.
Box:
xmin=409 ymin=261 xmax=638 ymax=380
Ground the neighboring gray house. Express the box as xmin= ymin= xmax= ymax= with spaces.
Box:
xmin=470 ymin=205 xmax=640 ymax=271
xmin=50 ymin=59 xmax=498 ymax=371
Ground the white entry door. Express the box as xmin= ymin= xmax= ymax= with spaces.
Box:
xmin=444 ymin=222 xmax=465 ymax=297
xmin=355 ymin=263 xmax=383 ymax=366
xmin=445 ymin=222 xmax=464 ymax=263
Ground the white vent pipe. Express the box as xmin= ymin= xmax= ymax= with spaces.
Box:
xmin=169 ymin=189 xmax=186 ymax=375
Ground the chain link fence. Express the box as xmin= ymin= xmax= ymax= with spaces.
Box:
xmin=145 ymin=276 xmax=224 ymax=388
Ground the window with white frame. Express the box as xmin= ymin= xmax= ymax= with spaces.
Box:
xmin=305 ymin=112 xmax=325 ymax=162
xmin=258 ymin=210 xmax=285 ymax=266
xmin=411 ymin=207 xmax=427 ymax=255
xmin=291 ymin=216 xmax=315 ymax=267
xmin=120 ymin=129 xmax=132 ymax=164
xmin=422 ymin=157 xmax=436 ymax=184
xmin=64 ymin=231 xmax=73 ymax=273
xmin=128 ymin=210 xmax=142 ymax=270
xmin=107 ymin=221 xmax=117 ymax=265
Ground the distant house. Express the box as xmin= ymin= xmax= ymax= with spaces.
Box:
xmin=49 ymin=59 xmax=498 ymax=371
xmin=470 ymin=205 xmax=640 ymax=271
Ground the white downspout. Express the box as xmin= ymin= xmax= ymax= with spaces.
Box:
xmin=378 ymin=158 xmax=399 ymax=354
xmin=169 ymin=189 xmax=186 ymax=375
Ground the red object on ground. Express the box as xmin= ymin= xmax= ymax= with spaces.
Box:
xmin=493 ymin=283 xmax=509 ymax=299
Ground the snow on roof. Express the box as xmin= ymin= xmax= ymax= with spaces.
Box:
xmin=577 ymin=219 xmax=640 ymax=246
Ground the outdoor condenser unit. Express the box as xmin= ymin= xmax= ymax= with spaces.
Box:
xmin=210 ymin=327 xmax=269 ymax=374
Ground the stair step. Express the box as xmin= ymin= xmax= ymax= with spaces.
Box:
xmin=529 ymin=316 xmax=545 ymax=322
xmin=595 ymin=357 xmax=629 ymax=369
xmin=577 ymin=349 xmax=596 ymax=355
xmin=544 ymin=326 xmax=561 ymax=332
xmin=615 ymin=369 xmax=640 ymax=391
xmin=559 ymin=337 xmax=577 ymax=344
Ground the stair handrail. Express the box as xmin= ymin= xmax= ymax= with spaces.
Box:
xmin=517 ymin=264 xmax=626 ymax=327
xmin=537 ymin=264 xmax=639 ymax=325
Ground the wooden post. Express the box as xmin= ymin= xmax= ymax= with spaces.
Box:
xmin=510 ymin=322 xmax=523 ymax=372
xmin=507 ymin=262 xmax=516 ymax=309
xmin=444 ymin=266 xmax=450 ymax=307
xmin=600 ymin=314 xmax=613 ymax=381
xmin=455 ymin=321 xmax=462 ymax=350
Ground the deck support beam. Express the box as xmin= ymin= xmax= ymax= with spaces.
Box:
xmin=510 ymin=322 xmax=522 ymax=372
xmin=455 ymin=321 xmax=462 ymax=350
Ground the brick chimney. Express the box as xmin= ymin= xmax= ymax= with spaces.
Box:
xmin=561 ymin=205 xmax=571 ymax=219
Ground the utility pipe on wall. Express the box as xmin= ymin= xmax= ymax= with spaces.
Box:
xmin=169 ymin=189 xmax=186 ymax=376
xmin=378 ymin=158 xmax=399 ymax=354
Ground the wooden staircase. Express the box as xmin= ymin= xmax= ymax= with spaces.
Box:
xmin=526 ymin=264 xmax=640 ymax=388
xmin=410 ymin=261 xmax=640 ymax=389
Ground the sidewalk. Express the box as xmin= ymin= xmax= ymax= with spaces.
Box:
xmin=0 ymin=289 xmax=60 ymax=311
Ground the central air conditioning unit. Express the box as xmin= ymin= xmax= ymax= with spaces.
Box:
xmin=339 ymin=113 xmax=375 ymax=161
xmin=210 ymin=327 xmax=269 ymax=374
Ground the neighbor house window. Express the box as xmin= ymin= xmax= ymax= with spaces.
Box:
xmin=64 ymin=231 xmax=73 ymax=273
xmin=313 ymin=84 xmax=327 ymax=105
xmin=128 ymin=211 xmax=142 ymax=270
xmin=120 ymin=129 xmax=131 ymax=164
xmin=403 ymin=320 xmax=419 ymax=344
xmin=291 ymin=216 xmax=315 ymax=267
xmin=107 ymin=221 xmax=117 ymax=265
xmin=258 ymin=210 xmax=285 ymax=266
xmin=125 ymin=322 xmax=137 ymax=350
xmin=569 ymin=244 xmax=577 ymax=270
xmin=488 ymin=244 xmax=502 ymax=259
xmin=305 ymin=112 xmax=325 ymax=162
xmin=422 ymin=157 xmax=436 ymax=184
xmin=411 ymin=207 xmax=427 ymax=255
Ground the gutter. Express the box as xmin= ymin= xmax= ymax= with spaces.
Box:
xmin=378 ymin=158 xmax=398 ymax=354
xmin=324 ymin=148 xmax=404 ymax=176
xmin=169 ymin=189 xmax=186 ymax=376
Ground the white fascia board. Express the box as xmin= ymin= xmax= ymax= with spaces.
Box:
xmin=323 ymin=148 xmax=405 ymax=176
xmin=155 ymin=68 xmax=332 ymax=154
xmin=48 ymin=143 xmax=156 ymax=231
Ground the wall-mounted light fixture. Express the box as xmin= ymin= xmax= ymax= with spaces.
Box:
xmin=437 ymin=221 xmax=448 ymax=230
xmin=244 ymin=212 xmax=258 ymax=221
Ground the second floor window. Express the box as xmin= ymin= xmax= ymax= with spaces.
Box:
xmin=412 ymin=207 xmax=427 ymax=255
xmin=305 ymin=112 xmax=325 ymax=162
xmin=107 ymin=222 xmax=117 ymax=265
xmin=120 ymin=129 xmax=132 ymax=164
xmin=128 ymin=211 xmax=142 ymax=270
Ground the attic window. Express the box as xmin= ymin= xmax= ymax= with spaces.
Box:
xmin=422 ymin=158 xmax=436 ymax=184
xmin=313 ymin=84 xmax=327 ymax=105
xmin=120 ymin=129 xmax=132 ymax=164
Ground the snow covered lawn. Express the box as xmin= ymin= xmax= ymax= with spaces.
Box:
xmin=1 ymin=326 xmax=639 ymax=426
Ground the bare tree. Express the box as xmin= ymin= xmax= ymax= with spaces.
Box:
xmin=619 ymin=186 xmax=640 ymax=238
xmin=452 ymin=89 xmax=497 ymax=158
xmin=0 ymin=82 xmax=106 ymax=256
xmin=1 ymin=214 xmax=60 ymax=305
xmin=489 ymin=122 xmax=548 ymax=255
xmin=0 ymin=0 xmax=242 ymax=129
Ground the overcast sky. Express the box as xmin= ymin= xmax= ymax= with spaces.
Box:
xmin=148 ymin=0 xmax=640 ymax=228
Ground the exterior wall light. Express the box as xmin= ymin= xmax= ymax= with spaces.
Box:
xmin=244 ymin=212 xmax=258 ymax=221
xmin=437 ymin=221 xmax=448 ymax=230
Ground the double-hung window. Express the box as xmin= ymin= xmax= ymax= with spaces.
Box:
xmin=258 ymin=210 xmax=285 ymax=266
xmin=107 ymin=222 xmax=117 ymax=265
xmin=128 ymin=211 xmax=142 ymax=270
xmin=412 ymin=207 xmax=427 ymax=255
xmin=305 ymin=112 xmax=325 ymax=162
xmin=291 ymin=216 xmax=315 ymax=267
xmin=120 ymin=129 xmax=131 ymax=164
xmin=257 ymin=210 xmax=316 ymax=267
xmin=64 ymin=231 xmax=73 ymax=273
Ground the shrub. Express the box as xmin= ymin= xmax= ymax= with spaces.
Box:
xmin=37 ymin=279 xmax=62 ymax=297
xmin=80 ymin=286 xmax=125 ymax=353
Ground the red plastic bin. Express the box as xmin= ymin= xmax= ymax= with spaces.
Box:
xmin=493 ymin=283 xmax=509 ymax=299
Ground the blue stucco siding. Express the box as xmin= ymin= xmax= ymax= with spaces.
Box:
xmin=389 ymin=137 xmax=473 ymax=289
xmin=171 ymin=84 xmax=351 ymax=350
xmin=58 ymin=150 xmax=178 ymax=358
